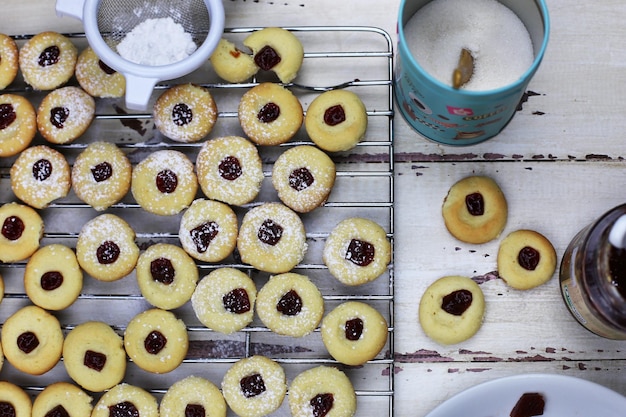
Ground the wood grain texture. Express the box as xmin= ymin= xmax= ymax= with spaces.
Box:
xmin=2 ymin=1 xmax=626 ymax=416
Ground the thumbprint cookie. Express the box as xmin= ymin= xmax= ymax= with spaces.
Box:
xmin=19 ymin=31 xmax=77 ymax=90
xmin=75 ymin=46 xmax=125 ymax=98
xmin=0 ymin=202 xmax=44 ymax=263
xmin=210 ymin=38 xmax=258 ymax=83
xmin=0 ymin=34 xmax=19 ymax=89
xmin=153 ymin=83 xmax=217 ymax=143
xmin=11 ymin=144 xmax=71 ymax=209
xmin=497 ymin=229 xmax=557 ymax=290
xmin=0 ymin=94 xmax=37 ymax=157
xmin=442 ymin=175 xmax=508 ymax=244
xmin=243 ymin=27 xmax=304 ymax=83
xmin=305 ymin=90 xmax=368 ymax=152
xmin=239 ymin=82 xmax=303 ymax=146
xmin=419 ymin=275 xmax=486 ymax=345
xmin=36 ymin=86 xmax=95 ymax=144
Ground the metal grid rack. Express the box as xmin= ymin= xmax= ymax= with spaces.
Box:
xmin=0 ymin=26 xmax=395 ymax=416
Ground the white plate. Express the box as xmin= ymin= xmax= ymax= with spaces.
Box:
xmin=425 ymin=373 xmax=626 ymax=417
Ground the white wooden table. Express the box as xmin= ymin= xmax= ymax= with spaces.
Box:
xmin=3 ymin=1 xmax=626 ymax=416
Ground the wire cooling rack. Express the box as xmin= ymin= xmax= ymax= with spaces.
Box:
xmin=0 ymin=26 xmax=395 ymax=416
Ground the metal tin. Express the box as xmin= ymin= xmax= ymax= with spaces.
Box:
xmin=395 ymin=0 xmax=550 ymax=146
xmin=560 ymin=204 xmax=626 ymax=340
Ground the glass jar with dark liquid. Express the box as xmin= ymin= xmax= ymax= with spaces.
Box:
xmin=560 ymin=204 xmax=626 ymax=339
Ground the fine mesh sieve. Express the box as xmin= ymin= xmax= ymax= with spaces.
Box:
xmin=57 ymin=0 xmax=225 ymax=110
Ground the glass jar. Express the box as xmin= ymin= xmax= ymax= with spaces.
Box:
xmin=560 ymin=204 xmax=626 ymax=339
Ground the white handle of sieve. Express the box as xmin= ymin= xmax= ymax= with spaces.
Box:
xmin=608 ymin=214 xmax=626 ymax=249
xmin=55 ymin=0 xmax=86 ymax=20
xmin=123 ymin=74 xmax=159 ymax=111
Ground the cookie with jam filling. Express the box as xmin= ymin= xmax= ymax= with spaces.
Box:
xmin=153 ymin=83 xmax=217 ymax=143
xmin=24 ymin=244 xmax=83 ymax=310
xmin=179 ymin=198 xmax=238 ymax=263
xmin=10 ymin=144 xmax=71 ymax=209
xmin=497 ymin=229 xmax=557 ymax=290
xmin=305 ymin=89 xmax=368 ymax=152
xmin=256 ymin=272 xmax=324 ymax=337
xmin=0 ymin=202 xmax=44 ymax=263
xmin=91 ymin=383 xmax=158 ymax=417
xmin=237 ymin=202 xmax=307 ymax=274
xmin=160 ymin=376 xmax=227 ymax=417
xmin=323 ymin=217 xmax=391 ymax=286
xmin=272 ymin=144 xmax=336 ymax=213
xmin=37 ymin=86 xmax=95 ymax=144
xmin=1 ymin=305 xmax=63 ymax=375
xmin=321 ymin=301 xmax=389 ymax=366
xmin=238 ymin=82 xmax=303 ymax=146
xmin=418 ymin=275 xmax=486 ymax=345
xmin=75 ymin=213 xmax=139 ymax=282
xmin=221 ymin=355 xmax=287 ymax=417
xmin=72 ymin=141 xmax=132 ymax=211
xmin=442 ymin=175 xmax=508 ymax=244
xmin=19 ymin=31 xmax=77 ymax=90
xmin=191 ymin=267 xmax=257 ymax=334
xmin=136 ymin=243 xmax=199 ymax=310
xmin=243 ymin=27 xmax=304 ymax=83
xmin=288 ymin=366 xmax=357 ymax=417
xmin=63 ymin=321 xmax=126 ymax=392
xmin=124 ymin=308 xmax=188 ymax=374
xmin=196 ymin=135 xmax=264 ymax=206
xmin=32 ymin=382 xmax=93 ymax=417
xmin=131 ymin=149 xmax=198 ymax=216
xmin=0 ymin=381 xmax=32 ymax=417
xmin=0 ymin=93 xmax=37 ymax=157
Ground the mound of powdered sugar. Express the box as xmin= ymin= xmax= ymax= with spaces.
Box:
xmin=116 ymin=17 xmax=197 ymax=66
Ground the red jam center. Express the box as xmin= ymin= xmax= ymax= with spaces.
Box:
xmin=289 ymin=167 xmax=314 ymax=191
xmin=441 ymin=289 xmax=473 ymax=316
xmin=150 ymin=257 xmax=175 ymax=285
xmin=91 ymin=162 xmax=113 ymax=182
xmin=190 ymin=221 xmax=219 ymax=253
xmin=223 ymin=288 xmax=251 ymax=314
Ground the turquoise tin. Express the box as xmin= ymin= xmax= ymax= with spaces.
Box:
xmin=395 ymin=0 xmax=550 ymax=146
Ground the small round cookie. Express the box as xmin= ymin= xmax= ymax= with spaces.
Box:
xmin=191 ymin=267 xmax=257 ymax=334
xmin=63 ymin=321 xmax=126 ymax=392
xmin=32 ymin=382 xmax=93 ymax=417
xmin=210 ymin=38 xmax=258 ymax=83
xmin=0 ymin=34 xmax=19 ymax=89
xmin=153 ymin=83 xmax=217 ymax=143
xmin=72 ymin=141 xmax=132 ymax=211
xmin=24 ymin=244 xmax=83 ymax=310
xmin=441 ymin=175 xmax=508 ymax=244
xmin=321 ymin=301 xmax=388 ymax=366
xmin=124 ymin=308 xmax=188 ymax=374
xmin=237 ymin=202 xmax=307 ymax=274
xmin=75 ymin=46 xmax=126 ymax=98
xmin=76 ymin=213 xmax=139 ymax=282
xmin=0 ymin=381 xmax=32 ymax=417
xmin=418 ymin=275 xmax=486 ymax=345
xmin=289 ymin=366 xmax=357 ymax=417
xmin=11 ymin=144 xmax=71 ymax=209
xmin=238 ymin=82 xmax=303 ymax=146
xmin=91 ymin=383 xmax=158 ymax=417
xmin=256 ymin=272 xmax=324 ymax=337
xmin=179 ymin=198 xmax=238 ymax=263
xmin=497 ymin=229 xmax=557 ymax=290
xmin=196 ymin=135 xmax=264 ymax=206
xmin=36 ymin=86 xmax=95 ymax=144
xmin=19 ymin=31 xmax=77 ymax=90
xmin=160 ymin=375 xmax=227 ymax=417
xmin=0 ymin=93 xmax=37 ymax=157
xmin=0 ymin=202 xmax=44 ymax=263
xmin=131 ymin=149 xmax=198 ymax=216
xmin=323 ymin=217 xmax=391 ymax=286
xmin=1 ymin=305 xmax=64 ymax=375
xmin=272 ymin=145 xmax=336 ymax=213
xmin=136 ymin=243 xmax=199 ymax=310
xmin=221 ymin=355 xmax=287 ymax=417
xmin=305 ymin=90 xmax=368 ymax=152
xmin=243 ymin=27 xmax=304 ymax=83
